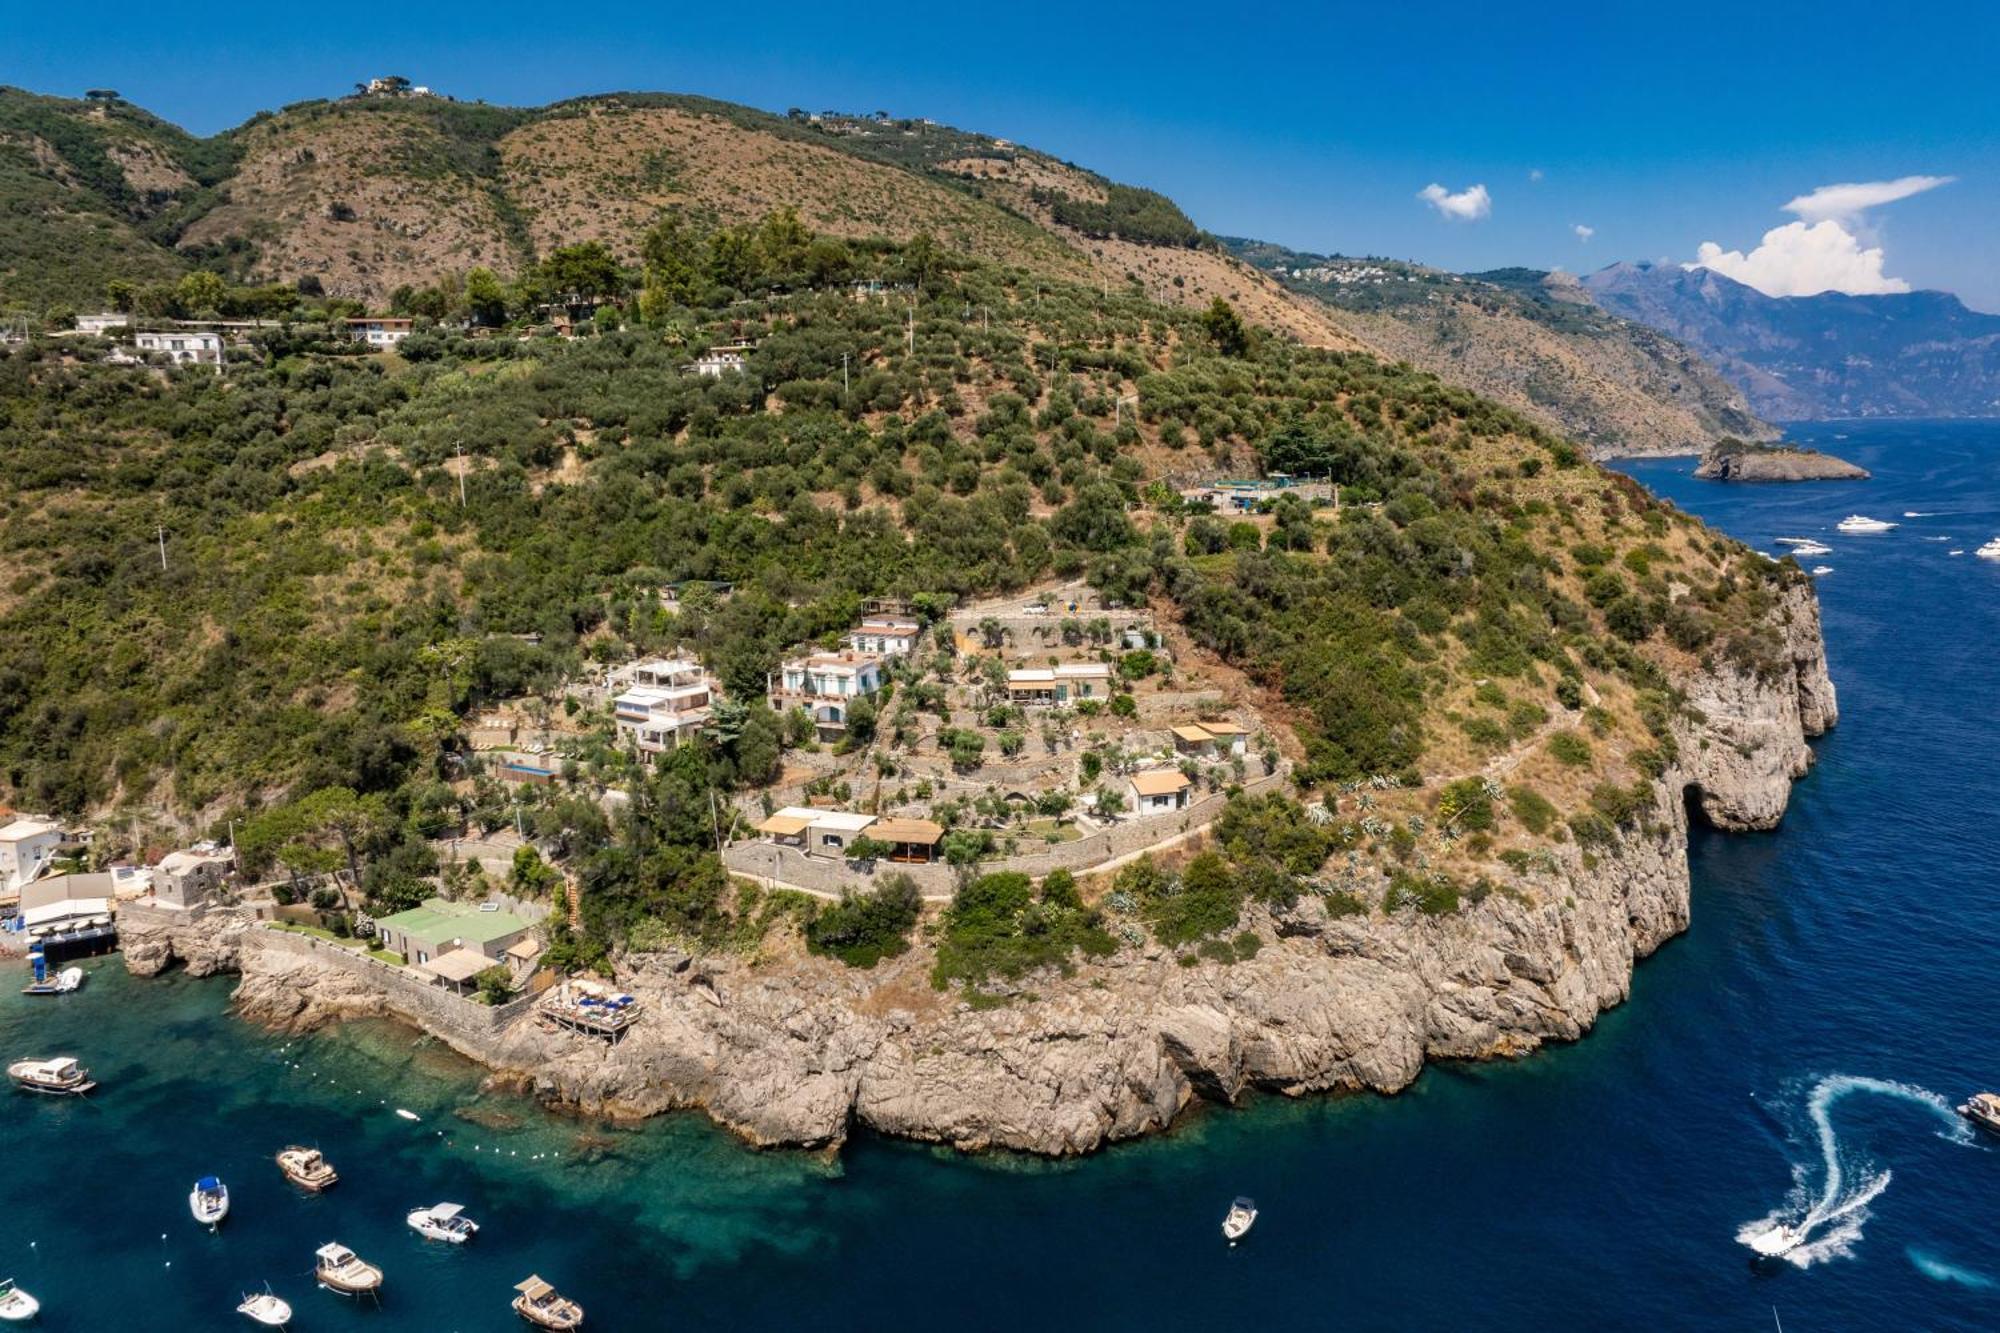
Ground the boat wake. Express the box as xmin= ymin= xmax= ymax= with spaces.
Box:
xmin=1908 ymin=1246 xmax=1997 ymax=1289
xmin=1736 ymin=1075 xmax=1974 ymax=1269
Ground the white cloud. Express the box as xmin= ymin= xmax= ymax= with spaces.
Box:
xmin=1689 ymin=173 xmax=1953 ymax=297
xmin=1572 ymin=223 xmax=1595 ymax=242
xmin=1691 ymin=219 xmax=1908 ymax=296
xmin=1529 ymin=168 xmax=1544 ymax=183
xmin=1418 ymin=182 xmax=1491 ymax=222
xmin=1782 ymin=175 xmax=1953 ymax=223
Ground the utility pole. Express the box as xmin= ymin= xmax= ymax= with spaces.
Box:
xmin=156 ymin=524 xmax=167 ymax=571
xmin=455 ymin=443 xmax=468 ymax=508
xmin=841 ymin=352 xmax=849 ymax=393
xmin=906 ymin=305 xmax=914 ymax=356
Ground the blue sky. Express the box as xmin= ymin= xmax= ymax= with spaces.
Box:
xmin=7 ymin=0 xmax=1995 ymax=308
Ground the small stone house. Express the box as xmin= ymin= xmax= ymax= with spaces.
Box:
xmin=1129 ymin=769 xmax=1193 ymax=815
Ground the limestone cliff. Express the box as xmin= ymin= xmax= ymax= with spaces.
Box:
xmin=129 ymin=587 xmax=1836 ymax=1156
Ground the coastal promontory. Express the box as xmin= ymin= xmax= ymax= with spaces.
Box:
xmin=1693 ymin=437 xmax=1869 ymax=482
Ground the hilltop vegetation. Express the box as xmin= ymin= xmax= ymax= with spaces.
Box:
xmin=0 ymin=201 xmax=1804 ymax=978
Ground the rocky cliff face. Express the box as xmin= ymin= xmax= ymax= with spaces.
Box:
xmin=1693 ymin=444 xmax=1869 ymax=483
xmin=127 ymin=589 xmax=1836 ymax=1157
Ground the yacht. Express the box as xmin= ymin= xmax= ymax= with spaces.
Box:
xmin=1975 ymin=537 xmax=2000 ymax=560
xmin=1835 ymin=515 xmax=1895 ymax=533
xmin=190 ymin=1175 xmax=230 ymax=1229
xmin=1221 ymin=1196 xmax=1258 ymax=1243
xmin=0 ymin=1279 xmax=39 ymax=1322
xmin=512 ymin=1275 xmax=585 ymax=1330
xmin=8 ymin=1056 xmax=95 ymax=1096
xmin=276 ymin=1146 xmax=338 ymax=1191
xmin=314 ymin=1242 xmax=384 ymax=1297
xmin=1957 ymin=1091 xmax=2000 ymax=1135
xmin=236 ymin=1290 xmax=292 ymax=1327
xmin=408 ymin=1202 xmax=480 ymax=1243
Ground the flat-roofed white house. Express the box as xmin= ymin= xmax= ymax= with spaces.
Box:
xmin=754 ymin=806 xmax=902 ymax=858
xmin=1129 ymin=768 xmax=1193 ymax=815
xmin=133 ymin=330 xmax=224 ymax=365
xmin=1007 ymin=662 xmax=1112 ymax=706
xmin=769 ymin=650 xmax=884 ymax=739
xmin=0 ymin=819 xmax=63 ymax=901
xmin=846 ymin=615 xmax=921 ymax=657
xmin=346 ymin=316 xmax=415 ymax=347
xmin=609 ymin=657 xmax=720 ymax=757
xmin=76 ymin=312 xmax=131 ymax=335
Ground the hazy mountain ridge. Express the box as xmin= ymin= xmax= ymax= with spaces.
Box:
xmin=1581 ymin=261 xmax=2000 ymax=420
xmin=1226 ymin=240 xmax=1775 ymax=456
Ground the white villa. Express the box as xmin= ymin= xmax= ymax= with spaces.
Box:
xmin=1007 ymin=662 xmax=1112 ymax=706
xmin=346 ymin=316 xmax=415 ymax=347
xmin=1129 ymin=769 xmax=1193 ymax=815
xmin=608 ymin=656 xmax=720 ymax=756
xmin=769 ymin=650 xmax=884 ymax=739
xmin=76 ymin=312 xmax=131 ymax=335
xmin=0 ymin=819 xmax=62 ymax=901
xmin=846 ymin=615 xmax=921 ymax=657
xmin=131 ymin=330 xmax=224 ymax=365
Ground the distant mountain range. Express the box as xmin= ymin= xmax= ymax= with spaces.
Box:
xmin=1580 ymin=262 xmax=2000 ymax=421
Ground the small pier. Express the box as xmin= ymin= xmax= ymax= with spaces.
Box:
xmin=536 ymin=980 xmax=641 ymax=1042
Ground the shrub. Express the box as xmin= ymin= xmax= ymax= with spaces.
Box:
xmin=805 ymin=874 xmax=923 ymax=968
xmin=931 ymin=872 xmax=1117 ymax=988
xmin=1438 ymin=777 xmax=1495 ymax=832
xmin=1386 ymin=870 xmax=1460 ymax=915
xmin=1507 ymin=785 xmax=1558 ymax=836
xmin=1144 ymin=851 xmax=1242 ymax=945
xmin=1547 ymin=732 xmax=1592 ymax=766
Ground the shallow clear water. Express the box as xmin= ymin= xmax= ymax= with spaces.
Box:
xmin=2 ymin=420 xmax=1997 ymax=1330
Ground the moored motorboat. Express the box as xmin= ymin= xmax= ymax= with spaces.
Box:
xmin=276 ymin=1146 xmax=338 ymax=1191
xmin=1957 ymin=1091 xmax=2000 ymax=1134
xmin=1976 ymin=537 xmax=2000 ymax=560
xmin=237 ymin=1290 xmax=292 ymax=1327
xmin=190 ymin=1175 xmax=230 ymax=1228
xmin=1221 ymin=1196 xmax=1258 ymax=1243
xmin=20 ymin=961 xmax=83 ymax=997
xmin=315 ymin=1242 xmax=384 ymax=1296
xmin=8 ymin=1056 xmax=95 ymax=1096
xmin=512 ymin=1274 xmax=584 ymax=1329
xmin=407 ymin=1201 xmax=479 ymax=1243
xmin=1836 ymin=514 xmax=1895 ymax=533
xmin=0 ymin=1278 xmax=39 ymax=1322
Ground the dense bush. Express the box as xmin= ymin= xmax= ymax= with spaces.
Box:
xmin=804 ymin=873 xmax=922 ymax=967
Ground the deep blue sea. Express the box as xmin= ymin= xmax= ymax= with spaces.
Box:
xmin=3 ymin=420 xmax=1997 ymax=1331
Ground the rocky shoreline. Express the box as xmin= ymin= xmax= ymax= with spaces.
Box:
xmin=1693 ymin=441 xmax=1869 ymax=482
xmin=122 ymin=584 xmax=1836 ymax=1157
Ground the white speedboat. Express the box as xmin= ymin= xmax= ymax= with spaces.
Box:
xmin=20 ymin=965 xmax=83 ymax=997
xmin=315 ymin=1242 xmax=384 ymax=1296
xmin=1747 ymin=1223 xmax=1803 ymax=1258
xmin=190 ymin=1175 xmax=230 ymax=1228
xmin=1811 ymin=565 xmax=1834 ymax=576
xmin=0 ymin=1279 xmax=39 ymax=1322
xmin=1976 ymin=537 xmax=2000 ymax=560
xmin=8 ymin=1056 xmax=95 ymax=1095
xmin=237 ymin=1290 xmax=291 ymax=1327
xmin=1836 ymin=515 xmax=1895 ymax=533
xmin=1221 ymin=1196 xmax=1258 ymax=1243
xmin=276 ymin=1146 xmax=338 ymax=1191
xmin=408 ymin=1201 xmax=479 ymax=1243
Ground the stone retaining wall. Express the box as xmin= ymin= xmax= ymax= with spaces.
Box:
xmin=250 ymin=927 xmax=537 ymax=1037
xmin=722 ymin=771 xmax=1289 ymax=900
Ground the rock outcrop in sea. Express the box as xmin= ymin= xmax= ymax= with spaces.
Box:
xmin=125 ymin=583 xmax=1837 ymax=1157
xmin=1693 ymin=440 xmax=1869 ymax=482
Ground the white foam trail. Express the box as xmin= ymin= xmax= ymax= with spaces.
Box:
xmin=1904 ymin=512 xmax=1939 ymax=518
xmin=1737 ymin=1075 xmax=1974 ymax=1268
xmin=1909 ymin=1246 xmax=1997 ymax=1289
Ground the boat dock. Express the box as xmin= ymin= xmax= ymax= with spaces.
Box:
xmin=536 ymin=980 xmax=641 ymax=1042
